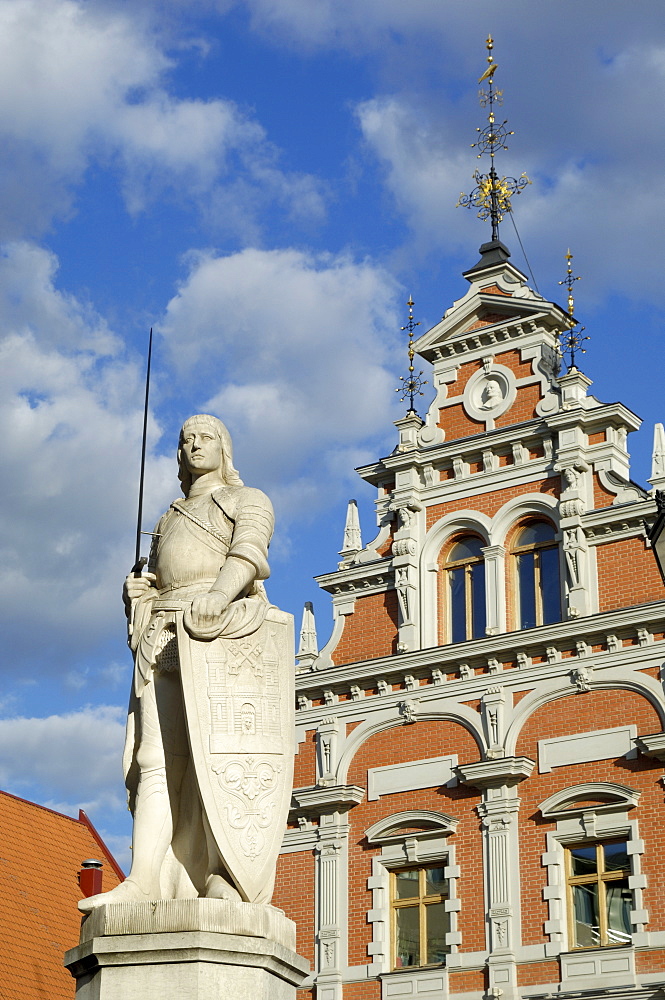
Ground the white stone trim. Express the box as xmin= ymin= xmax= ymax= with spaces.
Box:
xmin=490 ymin=492 xmax=559 ymax=549
xmin=419 ymin=510 xmax=492 ymax=649
xmin=503 ymin=671 xmax=665 ymax=757
xmin=366 ymin=810 xmax=459 ymax=844
xmin=336 ymin=708 xmax=484 ymax=787
xmin=539 ymin=782 xmax=641 ymax=818
xmin=537 ymin=724 xmax=638 ymax=773
xmin=539 ymin=803 xmax=647 ymax=957
xmin=367 ymin=827 xmax=459 ymax=979
xmin=367 ymin=755 xmax=458 ymax=801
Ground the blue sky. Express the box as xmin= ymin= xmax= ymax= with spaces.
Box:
xmin=0 ymin=0 xmax=663 ymax=868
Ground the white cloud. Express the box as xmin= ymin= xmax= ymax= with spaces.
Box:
xmin=0 ymin=241 xmax=176 ymax=673
xmin=0 ymin=705 xmax=126 ymax=811
xmin=158 ymin=246 xmax=405 ymax=520
xmin=0 ymin=0 xmax=324 ymax=236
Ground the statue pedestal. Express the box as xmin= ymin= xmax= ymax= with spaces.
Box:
xmin=64 ymin=899 xmax=309 ymax=999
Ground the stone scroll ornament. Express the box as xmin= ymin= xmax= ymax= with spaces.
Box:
xmin=79 ymin=414 xmax=294 ymax=912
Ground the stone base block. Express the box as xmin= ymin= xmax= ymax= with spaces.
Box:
xmin=65 ymin=899 xmax=309 ymax=1000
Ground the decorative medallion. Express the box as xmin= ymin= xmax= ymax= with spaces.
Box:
xmin=463 ymin=365 xmax=516 ymax=424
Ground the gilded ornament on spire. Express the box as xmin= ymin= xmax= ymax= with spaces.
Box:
xmin=557 ymin=249 xmax=590 ymax=371
xmin=457 ymin=36 xmax=531 ymax=241
xmin=396 ymin=296 xmax=427 ymax=415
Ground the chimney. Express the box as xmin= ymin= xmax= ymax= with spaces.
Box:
xmin=78 ymin=859 xmax=103 ymax=897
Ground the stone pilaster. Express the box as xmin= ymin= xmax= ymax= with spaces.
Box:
xmin=314 ymin=817 xmax=346 ymax=1000
xmin=291 ymin=784 xmax=364 ymax=1000
xmin=457 ymin=757 xmax=534 ymax=1000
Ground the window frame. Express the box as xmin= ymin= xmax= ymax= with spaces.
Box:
xmin=365 ymin=811 xmax=460 ymax=979
xmin=538 ymin=784 xmax=648 ymax=957
xmin=444 ymin=535 xmax=486 ymax=642
xmin=390 ymin=865 xmax=449 ymax=970
xmin=512 ymin=519 xmax=561 ymax=629
xmin=564 ymin=839 xmax=632 ymax=950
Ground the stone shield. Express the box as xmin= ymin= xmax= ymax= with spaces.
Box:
xmin=176 ymin=606 xmax=294 ymax=903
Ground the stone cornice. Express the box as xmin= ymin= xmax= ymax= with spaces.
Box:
xmin=416 ymin=312 xmax=561 ymax=366
xmin=457 ymin=756 xmax=535 ymax=788
xmin=634 ymin=732 xmax=665 ymax=762
xmin=295 ymin=601 xmax=665 ymax=710
xmin=546 ymin=400 xmax=641 ymax=433
xmin=584 ymin=502 xmax=654 ymax=545
xmin=291 ymin=784 xmax=365 ymax=814
xmin=314 ymin=558 xmax=393 ymax=596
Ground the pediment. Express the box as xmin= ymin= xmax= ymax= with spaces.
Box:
xmin=365 ymin=809 xmax=458 ymax=845
xmin=539 ymin=782 xmax=640 ymax=819
xmin=414 ymin=249 xmax=569 ymax=362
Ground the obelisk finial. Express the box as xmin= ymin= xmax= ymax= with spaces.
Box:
xmin=457 ymin=36 xmax=530 ymax=241
xmin=395 ymin=296 xmax=427 ymax=415
xmin=557 ymin=249 xmax=590 ymax=371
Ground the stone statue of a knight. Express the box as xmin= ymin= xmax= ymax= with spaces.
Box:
xmin=80 ymin=414 xmax=294 ymax=912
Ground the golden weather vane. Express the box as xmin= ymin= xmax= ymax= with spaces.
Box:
xmin=557 ymin=249 xmax=590 ymax=370
xmin=457 ymin=35 xmax=531 ymax=241
xmin=396 ymin=296 xmax=427 ymax=415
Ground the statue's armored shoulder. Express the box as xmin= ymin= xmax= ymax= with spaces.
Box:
xmin=211 ymin=486 xmax=274 ymax=523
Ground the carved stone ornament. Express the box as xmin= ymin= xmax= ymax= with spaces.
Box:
xmin=462 ymin=365 xmax=516 ymax=423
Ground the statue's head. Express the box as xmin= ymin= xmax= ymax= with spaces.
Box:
xmin=177 ymin=414 xmax=243 ymax=494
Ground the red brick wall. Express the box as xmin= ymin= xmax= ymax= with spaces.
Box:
xmin=273 ymin=850 xmax=316 ymax=966
xmin=514 ymin=689 xmax=664 ymax=946
xmin=438 ymin=402 xmax=485 ymax=441
xmin=593 ymin=472 xmax=617 ymax=508
xmin=517 ymin=961 xmax=560 ymax=985
xmin=495 ymin=382 xmax=542 ymax=429
xmin=448 ymin=969 xmax=488 ymax=992
xmin=345 ymin=721 xmax=483 ymax=965
xmin=436 ymin=350 xmax=543 ymax=443
xmin=637 ymin=948 xmax=665 ymax=973
xmin=342 ymin=983 xmax=381 ymax=999
xmin=596 ymin=536 xmax=663 ymax=612
xmin=331 ymin=591 xmax=399 ymax=666
xmin=294 ymin=729 xmax=317 ymax=787
xmin=427 ymin=478 xmax=560 ymax=530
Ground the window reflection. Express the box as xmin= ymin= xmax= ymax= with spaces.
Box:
xmin=445 ymin=536 xmax=486 ymax=643
xmin=513 ymin=521 xmax=560 ymax=629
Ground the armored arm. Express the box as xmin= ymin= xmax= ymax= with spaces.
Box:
xmin=209 ymin=488 xmax=274 ymax=604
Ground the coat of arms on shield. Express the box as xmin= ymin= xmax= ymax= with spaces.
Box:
xmin=177 ymin=606 xmax=294 ymax=903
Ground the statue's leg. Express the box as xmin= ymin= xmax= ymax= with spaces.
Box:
xmin=79 ymin=669 xmax=188 ymax=911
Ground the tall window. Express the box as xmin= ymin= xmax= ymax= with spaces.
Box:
xmin=513 ymin=521 xmax=560 ymax=629
xmin=446 ymin=536 xmax=486 ymax=642
xmin=391 ymin=866 xmax=449 ymax=969
xmin=566 ymin=841 xmax=632 ymax=949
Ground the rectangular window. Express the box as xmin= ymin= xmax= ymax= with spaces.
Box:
xmin=566 ymin=841 xmax=632 ymax=949
xmin=391 ymin=866 xmax=449 ymax=969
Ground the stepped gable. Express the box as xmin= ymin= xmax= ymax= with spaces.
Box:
xmin=0 ymin=789 xmax=123 ymax=998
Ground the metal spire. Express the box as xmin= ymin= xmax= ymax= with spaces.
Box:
xmin=395 ymin=296 xmax=427 ymax=415
xmin=557 ymin=249 xmax=590 ymax=371
xmin=457 ymin=35 xmax=530 ymax=241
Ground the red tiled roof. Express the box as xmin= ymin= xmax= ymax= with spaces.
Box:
xmin=0 ymin=790 xmax=123 ymax=999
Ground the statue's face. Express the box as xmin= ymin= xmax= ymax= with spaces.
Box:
xmin=180 ymin=422 xmax=223 ymax=476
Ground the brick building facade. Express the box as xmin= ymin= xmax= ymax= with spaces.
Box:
xmin=273 ymin=238 xmax=665 ymax=1000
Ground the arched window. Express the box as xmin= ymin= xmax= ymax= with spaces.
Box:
xmin=445 ymin=536 xmax=486 ymax=643
xmin=512 ymin=520 xmax=560 ymax=629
